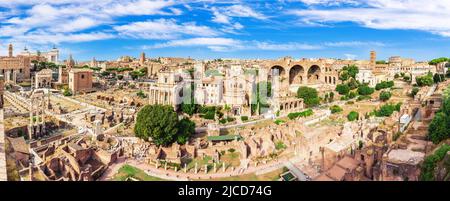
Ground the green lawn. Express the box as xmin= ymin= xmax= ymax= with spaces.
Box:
xmin=207 ymin=167 xmax=289 ymax=181
xmin=112 ymin=164 xmax=167 ymax=181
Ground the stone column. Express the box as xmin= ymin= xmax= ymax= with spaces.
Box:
xmin=12 ymin=70 xmax=17 ymax=84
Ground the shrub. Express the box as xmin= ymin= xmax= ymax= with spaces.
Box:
xmin=136 ymin=90 xmax=147 ymax=98
xmin=297 ymin=87 xmax=320 ymax=107
xmin=336 ymin=84 xmax=350 ymax=95
xmin=226 ymin=116 xmax=236 ymax=122
xmin=357 ymin=95 xmax=371 ymax=101
xmin=416 ymin=74 xmax=434 ymax=87
xmin=63 ymin=88 xmax=72 ymax=96
xmin=375 ymin=103 xmax=402 ymax=117
xmin=330 ymin=105 xmax=343 ymax=114
xmin=379 ymin=91 xmax=392 ymax=101
xmin=275 ymin=141 xmax=287 ymax=150
xmin=201 ymin=111 xmax=215 ymax=120
xmin=420 ymin=144 xmax=450 ymax=181
xmin=347 ymin=111 xmax=359 ymax=121
xmin=357 ymin=85 xmax=375 ymax=95
xmin=411 ymin=87 xmax=419 ymax=97
xmin=427 ymin=112 xmax=449 ymax=144
xmin=433 ymin=74 xmax=445 ymax=83
xmin=287 ymin=109 xmax=314 ymax=120
xmin=375 ymin=81 xmax=394 ymax=90
xmin=393 ymin=132 xmax=402 ymax=141
xmin=348 ymin=91 xmax=357 ymax=99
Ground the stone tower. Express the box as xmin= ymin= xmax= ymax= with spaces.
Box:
xmin=140 ymin=52 xmax=146 ymax=65
xmin=66 ymin=54 xmax=75 ymax=70
xmin=0 ymin=75 xmax=4 ymax=109
xmin=8 ymin=44 xmax=13 ymax=57
xmin=370 ymin=51 xmax=376 ymax=67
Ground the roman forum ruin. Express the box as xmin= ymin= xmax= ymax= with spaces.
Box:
xmin=0 ymin=42 xmax=449 ymax=181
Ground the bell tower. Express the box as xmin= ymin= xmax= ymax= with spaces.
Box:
xmin=370 ymin=50 xmax=376 ymax=68
xmin=8 ymin=44 xmax=13 ymax=57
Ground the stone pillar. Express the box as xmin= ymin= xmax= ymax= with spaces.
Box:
xmin=28 ymin=102 xmax=34 ymax=140
xmin=41 ymin=99 xmax=46 ymax=135
xmin=12 ymin=70 xmax=17 ymax=84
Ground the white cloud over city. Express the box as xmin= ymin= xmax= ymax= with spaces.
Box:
xmin=0 ymin=0 xmax=449 ymax=59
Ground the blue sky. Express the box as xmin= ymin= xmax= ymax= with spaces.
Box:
xmin=1 ymin=0 xmax=450 ymax=61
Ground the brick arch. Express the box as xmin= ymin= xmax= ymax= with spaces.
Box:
xmin=306 ymin=64 xmax=322 ymax=84
xmin=289 ymin=65 xmax=305 ymax=85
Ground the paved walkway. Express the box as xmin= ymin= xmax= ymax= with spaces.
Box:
xmin=100 ymin=155 xmax=309 ymax=181
xmin=283 ymin=160 xmax=308 ymax=181
xmin=0 ymin=109 xmax=7 ymax=181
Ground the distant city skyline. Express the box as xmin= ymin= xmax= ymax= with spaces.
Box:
xmin=1 ymin=0 xmax=450 ymax=61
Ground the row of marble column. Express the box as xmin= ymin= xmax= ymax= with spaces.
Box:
xmin=0 ymin=69 xmax=18 ymax=83
xmin=149 ymin=88 xmax=172 ymax=105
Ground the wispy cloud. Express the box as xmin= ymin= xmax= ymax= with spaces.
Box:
xmin=114 ymin=19 xmax=219 ymax=40
xmin=290 ymin=0 xmax=450 ymax=37
xmin=143 ymin=38 xmax=382 ymax=52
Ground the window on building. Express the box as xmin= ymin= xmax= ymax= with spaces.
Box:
xmin=81 ymin=75 xmax=85 ymax=79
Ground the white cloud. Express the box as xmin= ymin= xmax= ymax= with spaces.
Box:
xmin=344 ymin=53 xmax=357 ymax=60
xmin=226 ymin=5 xmax=266 ymax=19
xmin=145 ymin=37 xmax=241 ymax=51
xmin=255 ymin=41 xmax=322 ymax=50
xmin=291 ymin=0 xmax=450 ymax=37
xmin=102 ymin=0 xmax=175 ymax=16
xmin=12 ymin=32 xmax=115 ymax=45
xmin=211 ymin=7 xmax=231 ymax=24
xmin=298 ymin=0 xmax=361 ymax=6
xmin=0 ymin=0 xmax=178 ymax=46
xmin=324 ymin=41 xmax=385 ymax=47
xmin=114 ymin=19 xmax=219 ymax=40
xmin=52 ymin=17 xmax=102 ymax=33
xmin=144 ymin=37 xmax=383 ymax=52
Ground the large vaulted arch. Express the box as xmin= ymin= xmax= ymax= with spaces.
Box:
xmin=307 ymin=65 xmax=321 ymax=84
xmin=268 ymin=65 xmax=286 ymax=81
xmin=289 ymin=65 xmax=305 ymax=85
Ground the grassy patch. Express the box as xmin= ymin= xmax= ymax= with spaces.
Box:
xmin=112 ymin=164 xmax=166 ymax=181
xmin=207 ymin=167 xmax=288 ymax=181
xmin=275 ymin=141 xmax=287 ymax=150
